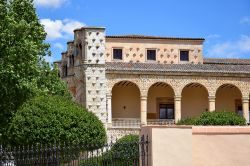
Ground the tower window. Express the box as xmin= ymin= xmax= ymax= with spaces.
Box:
xmin=180 ymin=51 xmax=189 ymax=61
xmin=147 ymin=49 xmax=156 ymax=61
xmin=113 ymin=49 xmax=123 ymax=60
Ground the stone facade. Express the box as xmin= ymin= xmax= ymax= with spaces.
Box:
xmin=56 ymin=26 xmax=250 ymax=131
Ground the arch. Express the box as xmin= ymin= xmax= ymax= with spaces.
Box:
xmin=111 ymin=81 xmax=141 ymax=119
xmin=108 ymin=79 xmax=142 ymax=95
xmin=181 ymin=83 xmax=209 ymax=118
xmin=147 ymin=82 xmax=175 ymax=120
xmin=215 ymin=83 xmax=242 ymax=113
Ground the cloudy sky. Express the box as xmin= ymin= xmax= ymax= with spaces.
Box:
xmin=34 ymin=0 xmax=250 ymax=62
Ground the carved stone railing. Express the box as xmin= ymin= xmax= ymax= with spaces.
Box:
xmin=111 ymin=118 xmax=175 ymax=128
xmin=147 ymin=119 xmax=175 ymax=125
xmin=112 ymin=118 xmax=141 ymax=128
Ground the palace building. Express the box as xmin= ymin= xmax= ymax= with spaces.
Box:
xmin=55 ymin=26 xmax=250 ymax=131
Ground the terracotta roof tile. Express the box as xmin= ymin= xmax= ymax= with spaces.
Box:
xmin=106 ymin=35 xmax=205 ymax=41
xmin=105 ymin=62 xmax=250 ymax=75
xmin=204 ymin=58 xmax=250 ymax=65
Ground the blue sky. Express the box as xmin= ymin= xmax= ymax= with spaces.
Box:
xmin=34 ymin=0 xmax=250 ymax=62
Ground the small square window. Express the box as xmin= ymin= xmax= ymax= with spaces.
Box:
xmin=180 ymin=51 xmax=189 ymax=61
xmin=147 ymin=49 xmax=156 ymax=61
xmin=113 ymin=49 xmax=123 ymax=60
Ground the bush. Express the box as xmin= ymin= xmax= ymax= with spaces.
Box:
xmin=80 ymin=134 xmax=140 ymax=166
xmin=5 ymin=95 xmax=107 ymax=146
xmin=195 ymin=111 xmax=246 ymax=126
xmin=176 ymin=111 xmax=246 ymax=126
xmin=109 ymin=134 xmax=139 ymax=165
xmin=176 ymin=117 xmax=198 ymax=125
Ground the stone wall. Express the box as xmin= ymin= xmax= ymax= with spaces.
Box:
xmin=107 ymin=128 xmax=140 ymax=142
xmin=105 ymin=38 xmax=204 ymax=64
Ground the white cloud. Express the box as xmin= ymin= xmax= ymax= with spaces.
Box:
xmin=41 ymin=19 xmax=63 ymax=39
xmin=34 ymin=0 xmax=68 ymax=8
xmin=240 ymin=16 xmax=250 ymax=25
xmin=54 ymin=43 xmax=64 ymax=50
xmin=61 ymin=19 xmax=84 ymax=35
xmin=41 ymin=18 xmax=85 ymax=40
xmin=238 ymin=35 xmax=250 ymax=52
xmin=206 ymin=35 xmax=250 ymax=58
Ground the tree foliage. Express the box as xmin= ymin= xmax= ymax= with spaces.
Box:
xmin=0 ymin=0 xmax=70 ymax=133
xmin=5 ymin=95 xmax=107 ymax=146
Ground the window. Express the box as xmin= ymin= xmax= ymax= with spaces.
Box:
xmin=63 ymin=64 xmax=67 ymax=77
xmin=180 ymin=51 xmax=189 ymax=61
xmin=147 ymin=49 xmax=156 ymax=61
xmin=113 ymin=49 xmax=123 ymax=60
xmin=70 ymin=54 xmax=74 ymax=66
xmin=159 ymin=104 xmax=174 ymax=119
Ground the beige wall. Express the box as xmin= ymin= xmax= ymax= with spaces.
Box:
xmin=216 ymin=86 xmax=242 ymax=112
xmin=105 ymin=38 xmax=203 ymax=64
xmin=182 ymin=86 xmax=208 ymax=118
xmin=193 ymin=134 xmax=250 ymax=166
xmin=141 ymin=126 xmax=192 ymax=166
xmin=192 ymin=126 xmax=250 ymax=166
xmin=147 ymin=85 xmax=175 ymax=115
xmin=141 ymin=126 xmax=250 ymax=166
xmin=112 ymin=84 xmax=140 ymax=118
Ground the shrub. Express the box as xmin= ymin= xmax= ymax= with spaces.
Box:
xmin=111 ymin=134 xmax=139 ymax=158
xmin=176 ymin=117 xmax=198 ymax=125
xmin=80 ymin=134 xmax=140 ymax=166
xmin=195 ymin=111 xmax=246 ymax=126
xmin=5 ymin=95 xmax=107 ymax=146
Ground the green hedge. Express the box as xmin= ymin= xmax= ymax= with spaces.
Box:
xmin=177 ymin=111 xmax=246 ymax=126
xmin=5 ymin=95 xmax=107 ymax=146
xmin=110 ymin=134 xmax=139 ymax=160
xmin=176 ymin=117 xmax=198 ymax=125
xmin=80 ymin=134 xmax=140 ymax=166
xmin=195 ymin=111 xmax=246 ymax=126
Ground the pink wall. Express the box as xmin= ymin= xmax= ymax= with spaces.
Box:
xmin=140 ymin=126 xmax=250 ymax=166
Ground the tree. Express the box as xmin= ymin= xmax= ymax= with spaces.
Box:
xmin=0 ymin=0 xmax=69 ymax=135
xmin=6 ymin=95 xmax=107 ymax=146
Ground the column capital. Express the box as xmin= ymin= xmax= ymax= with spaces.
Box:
xmin=242 ymin=97 xmax=249 ymax=102
xmin=208 ymin=96 xmax=216 ymax=101
xmin=140 ymin=95 xmax=147 ymax=100
xmin=174 ymin=95 xmax=181 ymax=101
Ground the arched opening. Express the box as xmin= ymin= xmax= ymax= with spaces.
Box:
xmin=181 ymin=83 xmax=208 ymax=119
xmin=147 ymin=82 xmax=175 ymax=123
xmin=216 ymin=84 xmax=242 ymax=113
xmin=112 ymin=81 xmax=140 ymax=122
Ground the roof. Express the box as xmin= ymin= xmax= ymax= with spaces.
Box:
xmin=67 ymin=40 xmax=74 ymax=44
xmin=106 ymin=35 xmax=205 ymax=41
xmin=105 ymin=62 xmax=250 ymax=75
xmin=53 ymin=60 xmax=61 ymax=63
xmin=74 ymin=26 xmax=105 ymax=32
xmin=204 ymin=58 xmax=250 ymax=65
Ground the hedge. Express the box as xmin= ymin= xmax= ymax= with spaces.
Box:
xmin=80 ymin=134 xmax=140 ymax=166
xmin=177 ymin=111 xmax=246 ymax=126
xmin=5 ymin=95 xmax=107 ymax=146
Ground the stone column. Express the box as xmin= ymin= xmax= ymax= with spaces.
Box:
xmin=107 ymin=94 xmax=112 ymax=127
xmin=141 ymin=96 xmax=147 ymax=126
xmin=208 ymin=96 xmax=216 ymax=112
xmin=174 ymin=95 xmax=181 ymax=123
xmin=242 ymin=97 xmax=249 ymax=124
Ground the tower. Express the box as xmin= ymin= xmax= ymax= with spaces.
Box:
xmin=73 ymin=27 xmax=107 ymax=124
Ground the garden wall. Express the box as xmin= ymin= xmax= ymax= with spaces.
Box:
xmin=140 ymin=126 xmax=250 ymax=166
